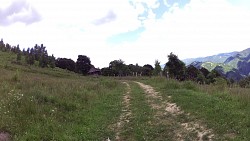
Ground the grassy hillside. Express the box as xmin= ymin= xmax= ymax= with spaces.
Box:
xmin=0 ymin=51 xmax=126 ymax=140
xmin=201 ymin=62 xmax=233 ymax=72
xmin=0 ymin=51 xmax=74 ymax=78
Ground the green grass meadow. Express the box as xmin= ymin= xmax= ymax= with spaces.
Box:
xmin=1 ymin=51 xmax=250 ymax=140
xmin=141 ymin=77 xmax=250 ymax=140
xmin=0 ymin=66 xmax=125 ymax=140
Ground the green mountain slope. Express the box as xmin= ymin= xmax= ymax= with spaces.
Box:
xmin=183 ymin=51 xmax=238 ymax=65
xmin=187 ymin=48 xmax=250 ymax=81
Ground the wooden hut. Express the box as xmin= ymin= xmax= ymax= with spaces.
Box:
xmin=88 ymin=67 xmax=101 ymax=76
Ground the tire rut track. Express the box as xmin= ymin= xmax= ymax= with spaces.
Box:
xmin=113 ymin=82 xmax=132 ymax=141
xmin=135 ymin=81 xmax=214 ymax=141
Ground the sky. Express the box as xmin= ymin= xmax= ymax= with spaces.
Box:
xmin=1 ymin=0 xmax=250 ymax=68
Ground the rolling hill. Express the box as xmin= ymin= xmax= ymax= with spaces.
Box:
xmin=184 ymin=48 xmax=250 ymax=81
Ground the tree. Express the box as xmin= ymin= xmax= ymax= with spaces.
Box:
xmin=48 ymin=54 xmax=56 ymax=68
xmin=5 ymin=43 xmax=11 ymax=52
xmin=22 ymin=48 xmax=27 ymax=56
xmin=207 ymin=69 xmax=221 ymax=84
xmin=76 ymin=55 xmax=92 ymax=75
xmin=101 ymin=67 xmax=113 ymax=76
xmin=109 ymin=59 xmax=126 ymax=76
xmin=239 ymin=76 xmax=250 ymax=88
xmin=122 ymin=65 xmax=130 ymax=76
xmin=153 ymin=60 xmax=162 ymax=76
xmin=16 ymin=52 xmax=22 ymax=62
xmin=142 ymin=64 xmax=154 ymax=76
xmin=11 ymin=45 xmax=21 ymax=53
xmin=186 ymin=65 xmax=202 ymax=81
xmin=0 ymin=39 xmax=4 ymax=51
xmin=56 ymin=58 xmax=76 ymax=71
xmin=26 ymin=48 xmax=30 ymax=54
xmin=127 ymin=64 xmax=143 ymax=76
xmin=165 ymin=52 xmax=186 ymax=81
xmin=200 ymin=67 xmax=210 ymax=78
xmin=39 ymin=54 xmax=48 ymax=68
xmin=26 ymin=48 xmax=35 ymax=65
xmin=26 ymin=55 xmax=35 ymax=65
xmin=26 ymin=44 xmax=55 ymax=68
xmin=196 ymin=73 xmax=206 ymax=84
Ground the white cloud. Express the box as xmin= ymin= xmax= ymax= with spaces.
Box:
xmin=129 ymin=0 xmax=250 ymax=66
xmin=0 ymin=0 xmax=142 ymax=66
xmin=0 ymin=0 xmax=41 ymax=26
xmin=1 ymin=0 xmax=250 ymax=68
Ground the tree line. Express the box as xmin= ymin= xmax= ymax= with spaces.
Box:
xmin=0 ymin=38 xmax=225 ymax=81
xmin=1 ymin=39 xmax=55 ymax=68
xmin=1 ymin=38 xmax=249 ymax=87
xmin=0 ymin=39 xmax=93 ymax=75
xmin=0 ymin=38 xmax=163 ymax=76
xmin=101 ymin=59 xmax=161 ymax=77
xmin=51 ymin=55 xmax=93 ymax=75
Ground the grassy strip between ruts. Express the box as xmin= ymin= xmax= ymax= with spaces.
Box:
xmin=141 ymin=77 xmax=250 ymax=141
xmin=0 ymin=69 xmax=125 ymax=140
xmin=119 ymin=82 xmax=154 ymax=140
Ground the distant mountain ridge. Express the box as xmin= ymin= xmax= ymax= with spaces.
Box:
xmin=183 ymin=51 xmax=239 ymax=65
xmin=183 ymin=48 xmax=250 ymax=81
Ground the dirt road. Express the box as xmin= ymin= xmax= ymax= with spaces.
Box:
xmin=110 ymin=81 xmax=214 ymax=141
xmin=135 ymin=81 xmax=214 ymax=141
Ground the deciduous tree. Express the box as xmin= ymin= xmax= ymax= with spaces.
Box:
xmin=142 ymin=64 xmax=154 ymax=76
xmin=76 ymin=55 xmax=92 ymax=75
xmin=165 ymin=52 xmax=186 ymax=81
xmin=56 ymin=58 xmax=76 ymax=71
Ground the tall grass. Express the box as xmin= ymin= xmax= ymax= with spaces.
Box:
xmin=0 ymin=68 xmax=125 ymax=140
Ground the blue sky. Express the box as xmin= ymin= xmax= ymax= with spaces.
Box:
xmin=0 ymin=0 xmax=250 ymax=68
xmin=107 ymin=0 xmax=191 ymax=44
xmin=107 ymin=27 xmax=146 ymax=44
